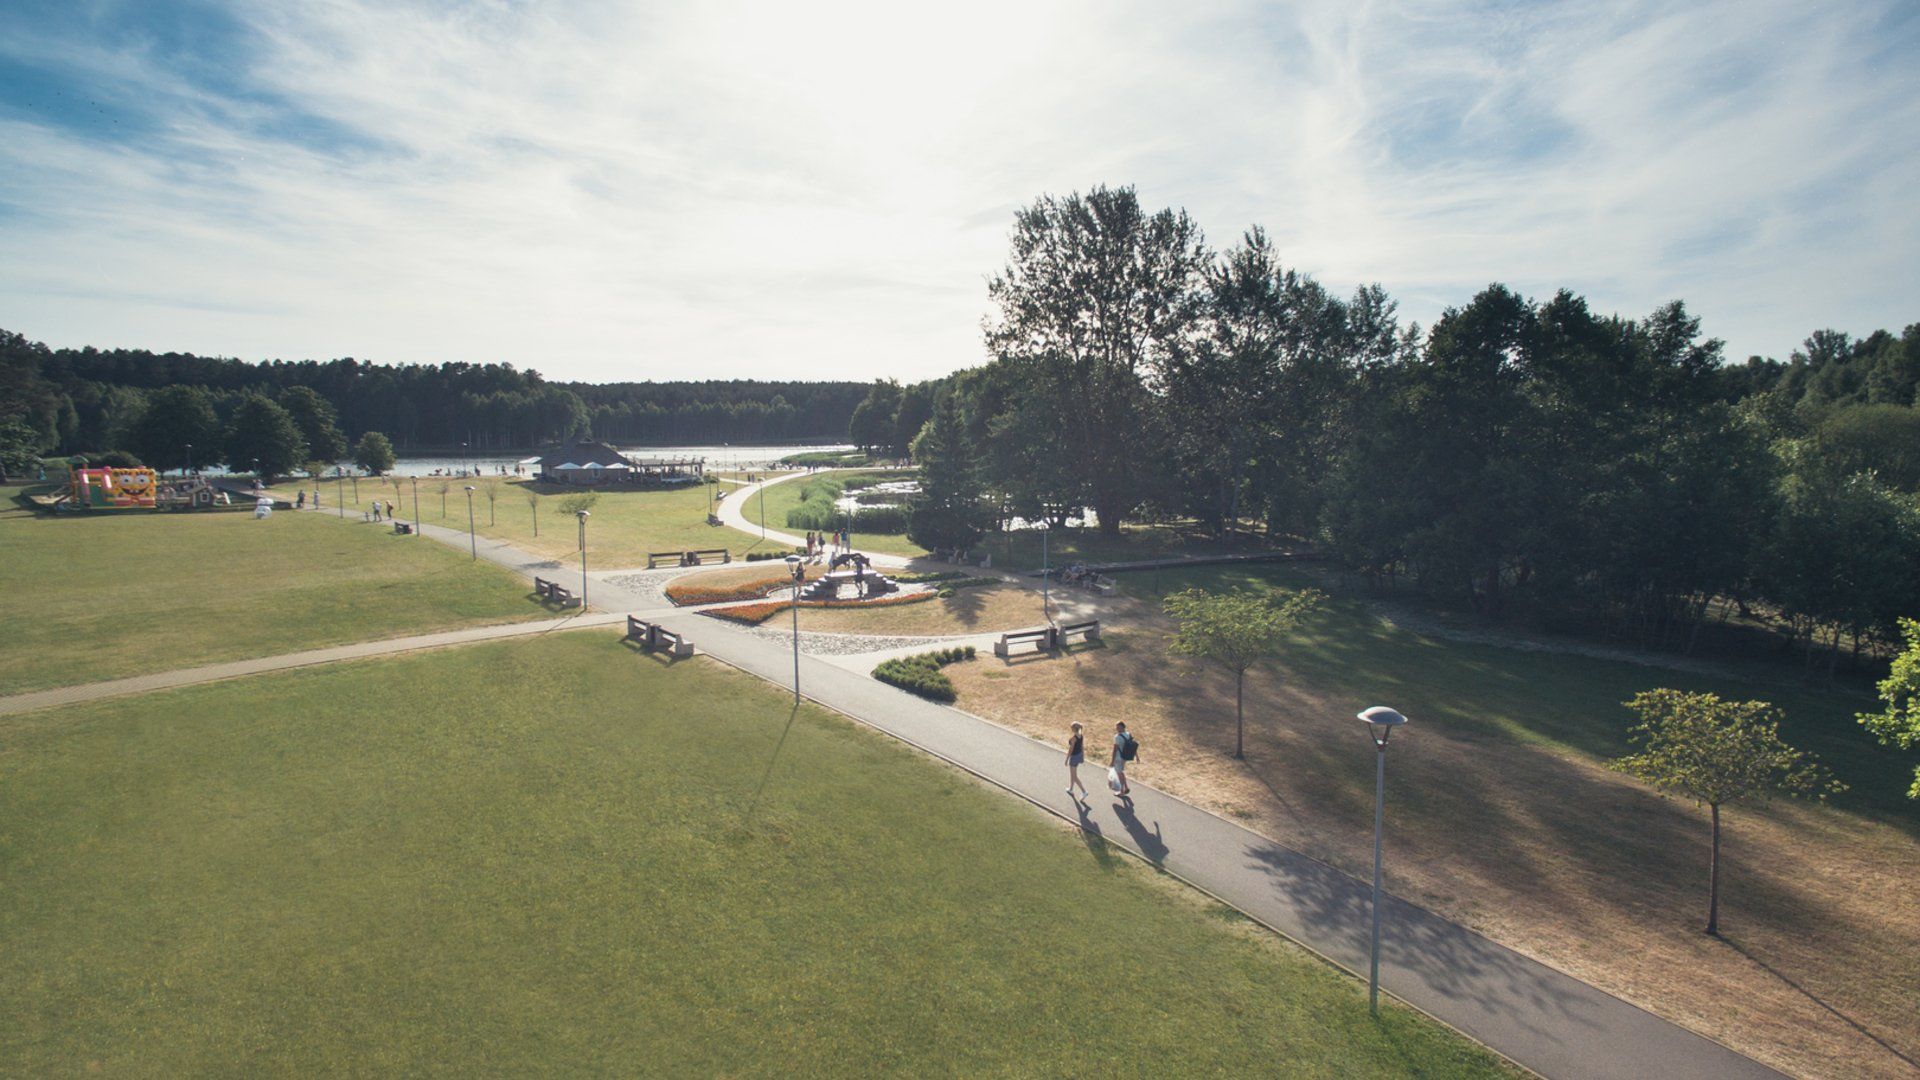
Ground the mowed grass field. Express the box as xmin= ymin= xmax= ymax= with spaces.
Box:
xmin=953 ymin=563 xmax=1920 ymax=1078
xmin=362 ymin=476 xmax=787 ymax=566
xmin=0 ymin=502 xmax=538 ymax=694
xmin=0 ymin=633 xmax=1513 ymax=1077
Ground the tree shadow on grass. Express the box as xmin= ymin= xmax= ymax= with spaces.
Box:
xmin=1720 ymin=934 xmax=1920 ymax=1072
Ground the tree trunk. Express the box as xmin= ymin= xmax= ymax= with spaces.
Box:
xmin=1234 ymin=669 xmax=1245 ymax=759
xmin=1706 ymin=802 xmax=1721 ymax=936
xmin=532 ymin=507 xmax=539 ymax=537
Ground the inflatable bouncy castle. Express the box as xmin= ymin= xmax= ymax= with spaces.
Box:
xmin=70 ymin=466 xmax=159 ymax=509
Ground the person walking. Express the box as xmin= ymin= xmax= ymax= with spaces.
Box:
xmin=1065 ymin=722 xmax=1089 ymax=800
xmin=386 ymin=499 xmax=395 ymax=519
xmin=1110 ymin=721 xmax=1137 ymax=799
xmin=296 ymin=489 xmax=305 ymax=509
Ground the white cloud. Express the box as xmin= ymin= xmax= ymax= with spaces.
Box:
xmin=0 ymin=0 xmax=1914 ymax=380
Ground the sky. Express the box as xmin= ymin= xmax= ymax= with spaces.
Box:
xmin=1 ymin=0 xmax=1916 ymax=384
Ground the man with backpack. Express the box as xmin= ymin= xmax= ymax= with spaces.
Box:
xmin=1110 ymin=721 xmax=1140 ymax=799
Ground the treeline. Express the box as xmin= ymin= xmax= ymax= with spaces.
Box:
xmin=0 ymin=330 xmax=868 ymax=458
xmin=874 ymin=185 xmax=1920 ymax=668
xmin=570 ymin=381 xmax=868 ymax=444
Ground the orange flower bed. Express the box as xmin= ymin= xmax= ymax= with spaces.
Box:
xmin=665 ymin=575 xmax=790 ymax=606
xmin=699 ymin=591 xmax=936 ymax=626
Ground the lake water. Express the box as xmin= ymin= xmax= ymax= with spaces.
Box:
xmin=371 ymin=443 xmax=854 ymax=477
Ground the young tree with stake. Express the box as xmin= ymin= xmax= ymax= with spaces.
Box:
xmin=1611 ymin=689 xmax=1843 ymax=936
xmin=1163 ymin=586 xmax=1325 ymax=758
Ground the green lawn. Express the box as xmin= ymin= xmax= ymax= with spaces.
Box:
xmin=0 ymin=506 xmax=539 ymax=695
xmin=1121 ymin=563 xmax=1920 ymax=820
xmin=745 ymin=469 xmax=931 ymax=558
xmin=0 ymin=633 xmax=1512 ymax=1077
xmin=354 ymin=476 xmax=790 ymax=566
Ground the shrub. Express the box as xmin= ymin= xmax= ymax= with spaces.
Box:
xmin=871 ymin=646 xmax=976 ymax=703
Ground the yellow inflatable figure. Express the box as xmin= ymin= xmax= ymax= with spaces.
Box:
xmin=72 ymin=467 xmax=159 ymax=509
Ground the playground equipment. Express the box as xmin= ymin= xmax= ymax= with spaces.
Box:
xmin=67 ymin=466 xmax=159 ymax=510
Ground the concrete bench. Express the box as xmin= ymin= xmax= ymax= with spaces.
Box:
xmin=646 ymin=551 xmax=684 ymax=569
xmin=533 ymin=577 xmax=580 ymax=608
xmin=686 ymin=548 xmax=731 ymax=565
xmin=1059 ymin=619 xmax=1101 ymax=645
xmin=994 ymin=625 xmax=1057 ymax=658
xmin=625 ymin=615 xmax=694 ymax=658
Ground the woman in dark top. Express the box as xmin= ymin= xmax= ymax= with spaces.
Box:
xmin=1065 ymin=722 xmax=1089 ymax=802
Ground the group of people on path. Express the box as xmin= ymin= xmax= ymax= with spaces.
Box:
xmin=802 ymin=529 xmax=852 ymax=563
xmin=1066 ymin=720 xmax=1139 ymax=803
xmin=365 ymin=500 xmax=395 ymax=522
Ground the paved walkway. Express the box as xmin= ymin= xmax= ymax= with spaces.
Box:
xmin=8 ymin=501 xmax=1786 ymax=1080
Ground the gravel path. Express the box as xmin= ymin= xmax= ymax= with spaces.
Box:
xmin=739 ymin=625 xmax=970 ymax=657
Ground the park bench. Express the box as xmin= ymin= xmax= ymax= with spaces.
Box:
xmin=646 ymin=551 xmax=683 ymax=569
xmin=1058 ymin=619 xmax=1101 ymax=646
xmin=686 ymin=548 xmax=731 ymax=565
xmin=393 ymin=521 xmax=413 ymax=535
xmin=533 ymin=577 xmax=580 ymax=608
xmin=994 ymin=625 xmax=1057 ymax=658
xmin=625 ymin=615 xmax=694 ymax=658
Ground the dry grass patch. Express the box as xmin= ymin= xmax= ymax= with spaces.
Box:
xmin=946 ymin=621 xmax=1920 ymax=1080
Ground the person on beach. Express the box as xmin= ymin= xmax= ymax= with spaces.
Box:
xmin=1065 ymin=722 xmax=1088 ymax=800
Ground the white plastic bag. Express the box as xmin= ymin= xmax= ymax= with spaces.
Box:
xmin=1107 ymin=767 xmax=1122 ymax=792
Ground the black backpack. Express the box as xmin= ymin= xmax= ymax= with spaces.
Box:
xmin=1120 ymin=733 xmax=1139 ymax=761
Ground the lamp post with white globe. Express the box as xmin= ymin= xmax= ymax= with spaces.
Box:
xmin=1357 ymin=705 xmax=1408 ymax=1015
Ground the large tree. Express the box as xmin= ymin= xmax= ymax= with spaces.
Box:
xmin=127 ymin=385 xmax=221 ymax=472
xmin=278 ymin=386 xmax=348 ymax=463
xmin=906 ymin=391 xmax=988 ymax=553
xmin=353 ymin=431 xmax=397 ymax=476
xmin=1611 ymin=690 xmax=1842 ymax=935
xmin=1163 ymin=586 xmax=1325 ymax=758
xmin=1859 ymin=617 xmax=1920 ymax=798
xmin=224 ymin=394 xmax=307 ymax=482
xmin=984 ymin=186 xmax=1210 ymax=535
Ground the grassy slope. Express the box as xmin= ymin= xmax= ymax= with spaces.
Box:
xmin=0 ymin=505 xmax=537 ymax=694
xmin=0 ymin=633 xmax=1511 ymax=1078
xmin=745 ymin=470 xmax=930 ymax=558
xmin=953 ymin=563 xmax=1920 ymax=1077
xmin=344 ymin=475 xmax=788 ymax=567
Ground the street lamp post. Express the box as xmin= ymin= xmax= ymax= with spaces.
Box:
xmin=184 ymin=443 xmax=193 ymax=476
xmin=460 ymin=440 xmax=469 ymax=478
xmin=576 ymin=510 xmax=590 ymax=612
xmin=411 ymin=475 xmax=421 ymax=537
xmin=759 ymin=480 xmax=767 ymax=540
xmin=1041 ymin=521 xmax=1052 ymax=625
xmin=336 ymin=466 xmax=345 ymax=518
xmin=351 ymin=472 xmax=359 ymax=503
xmin=1357 ymin=705 xmax=1409 ymax=1016
xmin=464 ymin=485 xmax=477 ymax=559
xmin=784 ymin=554 xmax=804 ymax=703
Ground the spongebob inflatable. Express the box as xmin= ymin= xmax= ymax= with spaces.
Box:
xmin=71 ymin=466 xmax=159 ymax=509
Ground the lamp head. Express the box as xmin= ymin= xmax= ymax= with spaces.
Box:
xmin=576 ymin=509 xmax=590 ymax=519
xmin=465 ymin=485 xmax=475 ymax=492
xmin=1357 ymin=705 xmax=1408 ymax=748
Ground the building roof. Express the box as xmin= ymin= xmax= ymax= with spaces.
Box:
xmin=536 ymin=440 xmax=629 ymax=469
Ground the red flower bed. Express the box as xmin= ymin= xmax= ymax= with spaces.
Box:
xmin=665 ymin=575 xmax=790 ymax=606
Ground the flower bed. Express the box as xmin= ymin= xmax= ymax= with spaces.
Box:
xmin=698 ymin=590 xmax=937 ymax=626
xmin=666 ymin=575 xmax=793 ymax=606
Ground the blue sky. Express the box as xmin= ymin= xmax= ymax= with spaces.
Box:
xmin=1 ymin=0 xmax=1916 ymax=382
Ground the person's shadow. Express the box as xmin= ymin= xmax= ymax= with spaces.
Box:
xmin=1112 ymin=797 xmax=1169 ymax=865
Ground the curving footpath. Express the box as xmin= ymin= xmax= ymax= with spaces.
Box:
xmin=2 ymin=497 xmax=1789 ymax=1080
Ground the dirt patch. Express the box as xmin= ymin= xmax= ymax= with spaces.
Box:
xmin=947 ymin=626 xmax=1920 ymax=1080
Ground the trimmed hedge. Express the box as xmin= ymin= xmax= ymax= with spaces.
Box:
xmin=872 ymin=645 xmax=977 ymax=703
